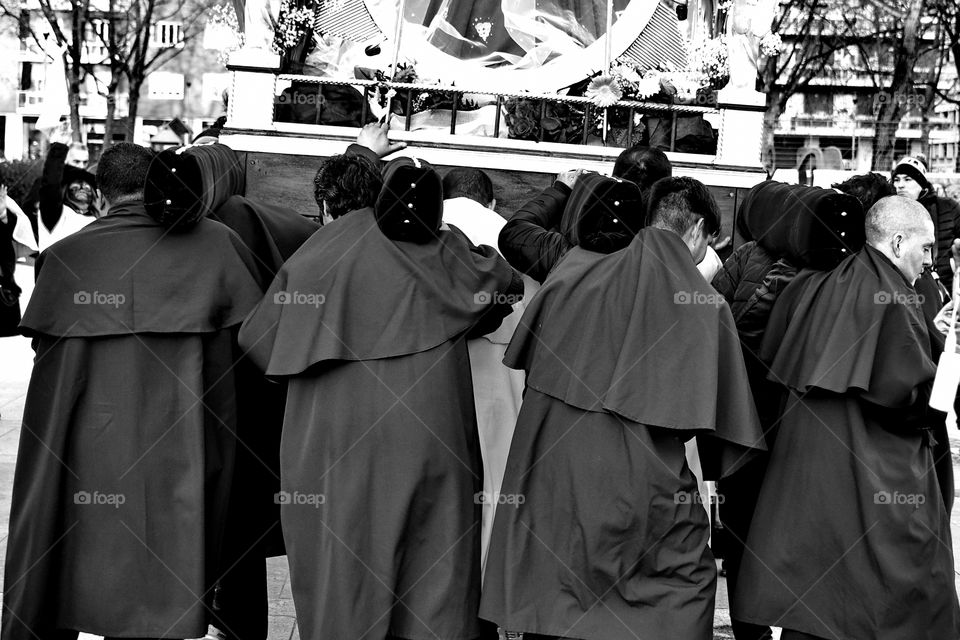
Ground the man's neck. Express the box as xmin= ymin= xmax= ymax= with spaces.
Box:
xmin=104 ymin=195 xmax=144 ymax=215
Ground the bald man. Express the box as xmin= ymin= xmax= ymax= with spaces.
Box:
xmin=731 ymin=196 xmax=960 ymax=640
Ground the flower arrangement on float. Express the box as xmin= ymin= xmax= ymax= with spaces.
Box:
xmin=265 ymin=0 xmax=780 ymax=151
xmin=206 ymin=3 xmax=245 ymax=66
xmin=272 ymin=0 xmax=316 ymax=71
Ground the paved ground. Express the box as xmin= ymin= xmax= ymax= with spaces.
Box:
xmin=1 ymin=261 xmax=958 ymax=640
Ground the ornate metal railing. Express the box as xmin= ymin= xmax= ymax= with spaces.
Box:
xmin=274 ymin=75 xmax=722 ymax=153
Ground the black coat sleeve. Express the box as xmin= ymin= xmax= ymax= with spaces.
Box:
xmin=344 ymin=143 xmax=383 ymax=169
xmin=711 ymin=241 xmax=751 ymax=305
xmin=39 ymin=143 xmax=68 ymax=233
xmin=497 ymin=181 xmax=572 ymax=283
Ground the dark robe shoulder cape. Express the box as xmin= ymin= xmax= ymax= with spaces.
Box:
xmin=505 ymin=228 xmax=765 ymax=479
xmin=3 ymin=204 xmax=265 ymax=640
xmin=733 ymin=243 xmax=960 ymax=639
xmin=481 ymin=229 xmax=764 ymax=640
xmin=240 ymin=206 xmax=520 ymax=375
xmin=22 ymin=204 xmax=265 ymax=337
xmin=209 ymin=195 xmax=319 ymax=283
xmin=759 ymin=244 xmax=935 ymax=405
xmin=238 ymin=207 xmax=520 ymax=640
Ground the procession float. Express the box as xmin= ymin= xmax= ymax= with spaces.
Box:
xmin=220 ymin=0 xmax=779 ymax=238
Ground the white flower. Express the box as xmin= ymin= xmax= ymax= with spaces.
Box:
xmin=663 ymin=71 xmax=701 ymax=103
xmin=586 ymin=74 xmax=623 ymax=107
xmin=634 ymin=74 xmax=661 ymax=100
xmin=613 ymin=61 xmax=643 ymax=86
xmin=689 ymin=36 xmax=729 ymax=81
xmin=474 ymin=20 xmax=492 ymax=43
xmin=759 ymin=32 xmax=784 ymax=57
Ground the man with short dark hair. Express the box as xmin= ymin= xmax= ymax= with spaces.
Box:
xmin=443 ymin=167 xmax=494 ymax=207
xmin=481 ymin=176 xmax=764 ymax=640
xmin=441 ymin=167 xmax=499 ymax=247
xmin=2 ymin=141 xmax=265 ymax=640
xmin=831 ymin=172 xmax=895 ymax=211
xmin=612 ymin=144 xmax=672 ymax=193
xmin=647 ymin=176 xmax=719 ymax=262
xmin=96 ymin=142 xmax=154 ymax=209
xmin=312 ymin=121 xmax=406 ymax=224
xmin=498 ymin=145 xmax=673 ymax=282
xmin=312 ymin=153 xmax=382 ymax=223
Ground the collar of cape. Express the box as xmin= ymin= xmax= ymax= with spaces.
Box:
xmin=238 ymin=206 xmax=519 ymax=376
xmin=760 ymin=243 xmax=936 ymax=405
xmin=21 ymin=201 xmax=265 ymax=338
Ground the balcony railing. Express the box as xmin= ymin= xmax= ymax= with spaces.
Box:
xmin=274 ymin=75 xmax=723 ymax=155
xmin=777 ymin=114 xmax=953 ymax=133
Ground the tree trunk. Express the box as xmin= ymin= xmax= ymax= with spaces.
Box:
xmin=124 ymin=82 xmax=142 ymax=143
xmin=103 ymin=93 xmax=117 ymax=152
xmin=761 ymin=90 xmax=783 ymax=174
xmin=870 ymin=0 xmax=925 ymax=169
xmin=66 ymin=58 xmax=82 ymax=141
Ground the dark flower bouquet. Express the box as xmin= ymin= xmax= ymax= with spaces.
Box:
xmin=504 ymin=98 xmax=605 ymax=144
xmin=272 ymin=0 xmax=316 ymax=72
xmin=355 ymin=64 xmax=482 ymax=116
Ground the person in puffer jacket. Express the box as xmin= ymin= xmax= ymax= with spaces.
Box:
xmin=711 ymin=176 xmax=889 ymax=640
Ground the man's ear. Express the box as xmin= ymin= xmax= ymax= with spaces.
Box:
xmin=893 ymin=233 xmax=903 ymax=258
xmin=321 ymin=201 xmax=334 ymax=226
xmin=694 ymin=217 xmax=705 ymax=237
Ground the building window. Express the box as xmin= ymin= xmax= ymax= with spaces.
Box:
xmin=803 ymin=93 xmax=834 ymax=115
xmin=84 ymin=19 xmax=110 ymax=61
xmin=152 ymin=21 xmax=184 ymax=48
xmin=147 ymin=71 xmax=184 ymax=99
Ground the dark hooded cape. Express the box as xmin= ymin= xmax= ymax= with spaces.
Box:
xmin=241 ymin=207 xmax=520 ymax=375
xmin=210 ymin=195 xmax=318 ymax=283
xmin=480 ymin=228 xmax=765 ymax=640
xmin=733 ymin=245 xmax=960 ymax=639
xmin=204 ymin=195 xmax=319 ymax=635
xmin=738 ymin=180 xmax=864 ymax=270
xmin=2 ymin=204 xmax=265 ymax=640
xmin=238 ymin=206 xmax=520 ymax=640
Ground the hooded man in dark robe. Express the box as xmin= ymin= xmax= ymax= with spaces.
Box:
xmin=238 ymin=157 xmax=522 ymax=640
xmin=498 ymin=145 xmax=672 ymax=283
xmin=144 ymin=142 xmax=321 ymax=640
xmin=711 ymin=180 xmax=867 ymax=640
xmin=2 ymin=142 xmax=266 ymax=640
xmin=480 ymin=176 xmax=766 ymax=640
xmin=733 ymin=196 xmax=960 ymax=640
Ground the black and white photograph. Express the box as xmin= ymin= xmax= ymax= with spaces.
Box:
xmin=0 ymin=0 xmax=959 ymax=638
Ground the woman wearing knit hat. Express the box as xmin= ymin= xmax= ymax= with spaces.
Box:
xmin=892 ymin=155 xmax=960 ymax=292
